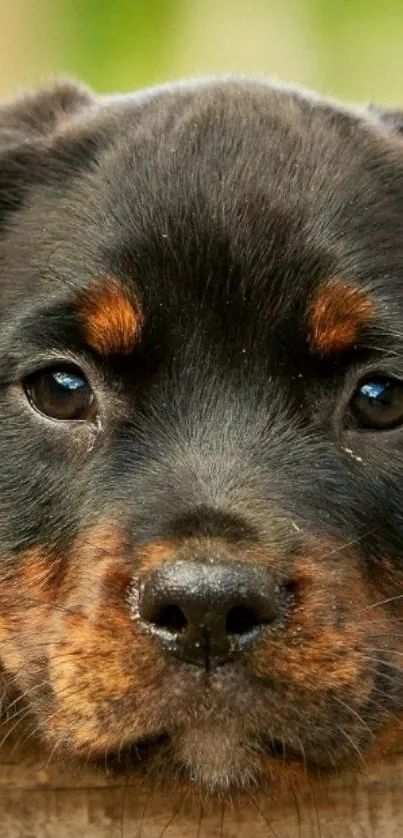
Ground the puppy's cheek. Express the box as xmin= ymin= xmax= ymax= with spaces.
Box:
xmin=43 ymin=545 xmax=164 ymax=754
xmin=251 ymin=555 xmax=373 ymax=702
xmin=46 ymin=611 xmax=164 ymax=753
xmin=0 ymin=552 xmax=55 ymax=680
xmin=0 ymin=616 xmax=25 ymax=673
xmin=0 ymin=534 xmax=167 ymax=757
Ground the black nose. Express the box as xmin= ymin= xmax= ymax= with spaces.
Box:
xmin=138 ymin=561 xmax=278 ymax=668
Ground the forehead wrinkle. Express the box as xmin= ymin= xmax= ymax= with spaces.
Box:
xmin=76 ymin=276 xmax=143 ymax=356
xmin=308 ymin=280 xmax=375 ymax=356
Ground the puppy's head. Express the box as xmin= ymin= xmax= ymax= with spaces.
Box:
xmin=0 ymin=77 xmax=403 ymax=799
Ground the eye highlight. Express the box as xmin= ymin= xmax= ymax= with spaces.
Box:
xmin=349 ymin=376 xmax=403 ymax=430
xmin=24 ymin=366 xmax=96 ymax=421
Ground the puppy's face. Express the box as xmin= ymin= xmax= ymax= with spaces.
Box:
xmin=1 ymin=78 xmax=403 ymax=798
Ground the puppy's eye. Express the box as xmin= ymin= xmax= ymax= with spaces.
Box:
xmin=24 ymin=367 xmax=95 ymax=421
xmin=349 ymin=376 xmax=403 ymax=430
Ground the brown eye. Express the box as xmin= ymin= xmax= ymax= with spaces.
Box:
xmin=24 ymin=367 xmax=95 ymax=421
xmin=349 ymin=376 xmax=403 ymax=430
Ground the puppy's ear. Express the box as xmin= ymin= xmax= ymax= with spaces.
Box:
xmin=0 ymin=81 xmax=97 ymax=229
xmin=0 ymin=80 xmax=95 ymax=151
xmin=367 ymin=104 xmax=403 ymax=135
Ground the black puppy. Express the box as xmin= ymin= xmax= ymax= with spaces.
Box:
xmin=0 ymin=76 xmax=403 ymax=799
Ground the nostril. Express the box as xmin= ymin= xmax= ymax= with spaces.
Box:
xmin=283 ymin=578 xmax=299 ymax=600
xmin=225 ymin=605 xmax=260 ymax=636
xmin=153 ymin=604 xmax=188 ymax=633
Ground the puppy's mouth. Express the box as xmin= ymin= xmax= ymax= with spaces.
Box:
xmin=101 ymin=730 xmax=305 ymax=780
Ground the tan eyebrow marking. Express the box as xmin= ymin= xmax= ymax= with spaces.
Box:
xmin=77 ymin=277 xmax=143 ymax=356
xmin=308 ymin=281 xmax=374 ymax=355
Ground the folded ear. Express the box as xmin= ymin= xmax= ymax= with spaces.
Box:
xmin=0 ymin=81 xmax=97 ymax=230
xmin=367 ymin=104 xmax=403 ymax=135
xmin=0 ymin=80 xmax=94 ymax=151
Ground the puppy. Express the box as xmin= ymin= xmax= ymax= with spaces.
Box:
xmin=0 ymin=76 xmax=403 ymax=801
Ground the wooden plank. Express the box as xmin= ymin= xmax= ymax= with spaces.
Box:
xmin=1 ymin=725 xmax=403 ymax=837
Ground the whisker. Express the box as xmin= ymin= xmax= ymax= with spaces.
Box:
xmin=10 ymin=715 xmax=49 ymax=756
xmin=44 ymin=737 xmax=64 ymax=768
xmin=360 ymin=653 xmax=403 ymax=683
xmin=316 ymin=528 xmax=380 ymax=564
xmin=252 ymin=797 xmax=281 ymax=838
xmin=290 ymin=784 xmax=302 ymax=838
xmin=335 ymin=725 xmax=366 ymax=765
xmin=358 ymin=593 xmax=403 ymax=614
xmin=307 ymin=779 xmax=322 ymax=838
xmin=369 ymin=648 xmax=403 ymax=658
xmin=196 ymin=805 xmax=203 ymax=838
xmin=296 ymin=735 xmax=308 ymax=777
xmin=137 ymin=790 xmax=151 ymax=838
xmin=371 ymin=685 xmax=403 ymax=712
xmin=4 ymin=679 xmax=50 ymax=715
xmin=332 ymin=696 xmax=374 ymax=737
xmin=0 ymin=706 xmax=36 ymax=751
xmin=220 ymin=803 xmax=225 ymax=838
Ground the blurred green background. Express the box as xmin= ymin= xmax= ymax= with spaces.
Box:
xmin=0 ymin=0 xmax=402 ymax=104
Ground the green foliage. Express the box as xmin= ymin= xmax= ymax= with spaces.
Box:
xmin=57 ymin=0 xmax=181 ymax=91
xmin=5 ymin=0 xmax=403 ymax=103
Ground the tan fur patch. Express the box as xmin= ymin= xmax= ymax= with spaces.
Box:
xmin=77 ymin=276 xmax=143 ymax=355
xmin=309 ymin=281 xmax=374 ymax=355
xmin=0 ymin=549 xmax=57 ymax=681
xmin=252 ymin=550 xmax=372 ymax=697
xmin=136 ymin=540 xmax=179 ymax=574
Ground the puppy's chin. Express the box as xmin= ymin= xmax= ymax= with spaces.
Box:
xmin=99 ymin=722 xmax=309 ymax=798
xmin=140 ymin=726 xmax=310 ymax=799
xmin=174 ymin=724 xmax=262 ymax=792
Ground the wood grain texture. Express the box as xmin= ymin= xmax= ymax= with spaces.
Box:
xmin=1 ymin=725 xmax=403 ymax=837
